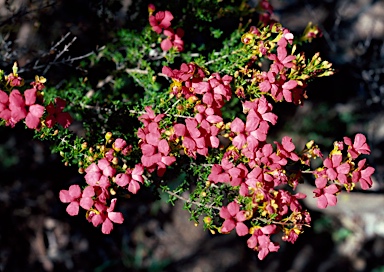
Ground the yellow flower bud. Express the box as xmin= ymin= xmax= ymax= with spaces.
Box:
xmin=105 ymin=132 xmax=113 ymax=141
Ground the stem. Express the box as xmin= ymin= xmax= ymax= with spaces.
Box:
xmin=165 ymin=190 xmax=221 ymax=211
xmin=165 ymin=190 xmax=310 ymax=228
xmin=125 ymin=68 xmax=167 ymax=78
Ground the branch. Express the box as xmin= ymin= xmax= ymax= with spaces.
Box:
xmin=165 ymin=190 xmax=221 ymax=211
xmin=125 ymin=68 xmax=167 ymax=78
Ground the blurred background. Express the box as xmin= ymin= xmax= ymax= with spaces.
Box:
xmin=0 ymin=0 xmax=383 ymax=271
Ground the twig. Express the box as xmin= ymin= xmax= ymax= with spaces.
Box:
xmin=165 ymin=190 xmax=221 ymax=211
xmin=164 ymin=190 xmax=310 ymax=228
xmin=164 ymin=99 xmax=181 ymax=114
xmin=125 ymin=68 xmax=167 ymax=78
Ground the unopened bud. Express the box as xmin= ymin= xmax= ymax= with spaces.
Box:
xmin=78 ymin=167 xmax=85 ymax=174
xmin=112 ymin=157 xmax=119 ymax=165
xmin=60 ymin=151 xmax=65 ymax=157
xmin=52 ymin=130 xmax=59 ymax=136
xmin=100 ymin=145 xmax=106 ymax=153
xmin=203 ymin=216 xmax=212 ymax=224
xmin=64 ymin=162 xmax=69 ymax=166
xmin=200 ymin=191 xmax=207 ymax=197
xmin=110 ymin=188 xmax=116 ymax=195
xmin=81 ymin=142 xmax=88 ymax=150
xmin=105 ymin=132 xmax=113 ymax=141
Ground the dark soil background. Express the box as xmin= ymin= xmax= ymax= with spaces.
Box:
xmin=0 ymin=0 xmax=384 ymax=271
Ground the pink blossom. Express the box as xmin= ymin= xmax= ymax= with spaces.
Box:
xmin=281 ymin=80 xmax=298 ymax=103
xmin=115 ymin=164 xmax=144 ymax=194
xmin=268 ymin=44 xmax=295 ymax=71
xmin=149 ymin=10 xmax=174 ymax=34
xmin=45 ymin=98 xmax=73 ymax=128
xmin=87 ymin=199 xmax=124 ymax=234
xmin=0 ymin=90 xmax=11 ymax=122
xmin=352 ymin=159 xmax=375 ymax=190
xmin=84 ymin=163 xmax=102 ymax=186
xmin=274 ymin=136 xmax=299 ymax=161
xmin=343 ymin=133 xmax=371 ymax=159
xmin=313 ymin=184 xmax=339 ymax=209
xmin=7 ymin=74 xmax=23 ymax=87
xmin=9 ymin=90 xmax=27 ymax=127
xmin=247 ymin=224 xmax=279 ymax=260
xmin=208 ymin=164 xmax=230 ymax=184
xmin=79 ymin=186 xmax=95 ymax=210
xmin=220 ymin=201 xmax=249 ymax=236
xmin=113 ymin=138 xmax=127 ymax=151
xmin=161 ymin=27 xmax=184 ymax=52
xmin=323 ymin=154 xmax=350 ymax=184
xmin=24 ymin=88 xmax=44 ymax=129
xmin=59 ymin=184 xmax=82 ymax=216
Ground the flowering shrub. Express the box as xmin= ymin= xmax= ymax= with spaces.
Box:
xmin=0 ymin=1 xmax=375 ymax=260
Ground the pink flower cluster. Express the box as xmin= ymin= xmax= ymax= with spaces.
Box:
xmin=256 ymin=30 xmax=306 ymax=104
xmin=60 ymin=184 xmax=123 ymax=234
xmin=0 ymin=88 xmax=44 ymax=129
xmin=148 ymin=5 xmax=184 ymax=52
xmin=313 ymin=134 xmax=374 ymax=209
xmin=60 ymin=137 xmax=142 ymax=234
xmin=160 ymin=63 xmax=233 ymax=159
xmin=138 ymin=106 xmax=176 ymax=176
xmin=56 ymin=3 xmax=376 ymax=261
xmin=0 ymin=88 xmax=72 ymax=129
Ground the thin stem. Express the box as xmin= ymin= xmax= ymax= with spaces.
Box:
xmin=164 ymin=99 xmax=181 ymax=114
xmin=165 ymin=190 xmax=221 ymax=211
xmin=165 ymin=190 xmax=310 ymax=228
xmin=125 ymin=68 xmax=167 ymax=78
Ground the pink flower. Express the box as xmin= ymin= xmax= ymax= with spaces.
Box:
xmin=343 ymin=133 xmax=371 ymax=159
xmin=84 ymin=163 xmax=102 ymax=186
xmin=7 ymin=74 xmax=23 ymax=87
xmin=98 ymin=158 xmax=116 ymax=177
xmin=161 ymin=27 xmax=185 ymax=52
xmin=352 ymin=159 xmax=375 ymax=190
xmin=113 ymin=138 xmax=127 ymax=152
xmin=59 ymin=184 xmax=82 ymax=216
xmin=45 ymin=98 xmax=73 ymax=128
xmin=281 ymin=80 xmax=297 ymax=103
xmin=220 ymin=201 xmax=248 ymax=236
xmin=313 ymin=184 xmax=339 ymax=209
xmin=247 ymin=224 xmax=279 ymax=260
xmin=79 ymin=186 xmax=95 ymax=210
xmin=24 ymin=88 xmax=44 ymax=129
xmin=138 ymin=106 xmax=165 ymax=127
xmin=115 ymin=164 xmax=144 ymax=194
xmin=87 ymin=199 xmax=124 ymax=234
xmin=208 ymin=164 xmax=230 ymax=184
xmin=9 ymin=90 xmax=27 ymax=127
xmin=149 ymin=10 xmax=174 ymax=34
xmin=323 ymin=154 xmax=350 ymax=184
xmin=268 ymin=44 xmax=295 ymax=71
xmin=0 ymin=90 xmax=11 ymax=122
xmin=274 ymin=136 xmax=299 ymax=161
